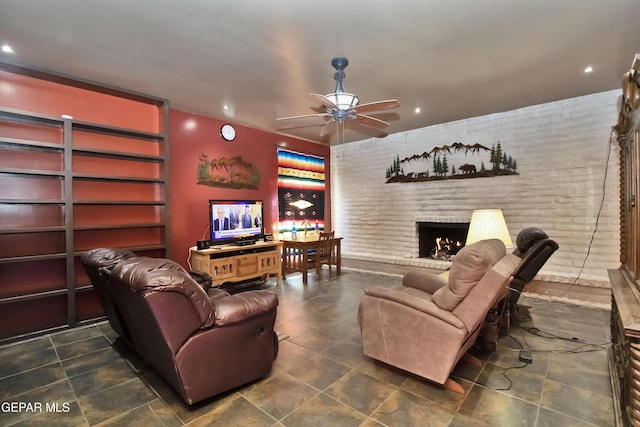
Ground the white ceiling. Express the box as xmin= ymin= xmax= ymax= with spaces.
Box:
xmin=1 ymin=0 xmax=639 ymax=144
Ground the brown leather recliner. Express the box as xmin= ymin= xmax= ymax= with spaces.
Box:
xmin=358 ymin=239 xmax=520 ymax=393
xmin=97 ymin=255 xmax=278 ymax=405
xmin=81 ymin=248 xmax=137 ymax=347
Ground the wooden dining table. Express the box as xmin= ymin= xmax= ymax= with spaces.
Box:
xmin=280 ymin=234 xmax=342 ymax=284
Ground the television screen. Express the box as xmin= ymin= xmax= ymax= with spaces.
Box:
xmin=209 ymin=200 xmax=263 ymax=245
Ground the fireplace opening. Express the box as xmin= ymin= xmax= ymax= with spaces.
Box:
xmin=418 ymin=222 xmax=469 ymax=260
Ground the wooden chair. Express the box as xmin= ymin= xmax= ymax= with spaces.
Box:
xmin=308 ymin=231 xmax=335 ymax=277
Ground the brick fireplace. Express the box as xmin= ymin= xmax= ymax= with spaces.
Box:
xmin=417 ymin=221 xmax=469 ymax=260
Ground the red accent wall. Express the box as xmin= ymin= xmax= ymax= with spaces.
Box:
xmin=168 ymin=109 xmax=331 ymax=269
xmin=0 ymin=70 xmax=159 ymax=131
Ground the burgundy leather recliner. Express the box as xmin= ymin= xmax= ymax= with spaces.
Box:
xmin=81 ymin=248 xmax=137 ymax=347
xmin=84 ymin=250 xmax=279 ymax=405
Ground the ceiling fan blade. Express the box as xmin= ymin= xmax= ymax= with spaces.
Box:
xmin=310 ymin=93 xmax=338 ymax=109
xmin=354 ymin=99 xmax=401 ymax=114
xmin=355 ymin=114 xmax=390 ymax=129
xmin=319 ymin=119 xmax=338 ymax=136
xmin=276 ymin=113 xmax=330 ymax=121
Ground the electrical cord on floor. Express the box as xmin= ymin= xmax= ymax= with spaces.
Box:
xmin=523 ymin=326 xmax=611 ymax=350
xmin=481 ymin=330 xmax=609 ymax=392
xmin=497 ymin=327 xmax=611 ymax=356
xmin=472 ymin=361 xmax=529 ymax=392
xmin=524 ymin=326 xmax=582 ymax=342
xmin=482 ymin=318 xmax=611 ymax=393
xmin=517 ymin=342 xmax=610 ymax=357
xmin=506 ymin=333 xmax=525 ymax=349
xmin=492 ymin=363 xmax=530 ymax=391
xmin=472 ymin=334 xmax=528 ymax=391
xmin=514 ymin=312 xmax=533 ymax=323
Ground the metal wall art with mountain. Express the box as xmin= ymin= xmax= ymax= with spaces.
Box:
xmin=385 ymin=141 xmax=518 ymax=183
xmin=197 ymin=153 xmax=260 ymax=189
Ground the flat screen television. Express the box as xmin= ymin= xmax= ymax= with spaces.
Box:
xmin=209 ymin=200 xmax=264 ymax=245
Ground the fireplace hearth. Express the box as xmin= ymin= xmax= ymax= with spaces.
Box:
xmin=417 ymin=222 xmax=469 ymax=260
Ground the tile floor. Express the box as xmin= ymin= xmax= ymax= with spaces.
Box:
xmin=0 ymin=269 xmax=615 ymax=426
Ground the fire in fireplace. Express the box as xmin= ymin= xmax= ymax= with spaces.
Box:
xmin=417 ymin=222 xmax=469 ymax=260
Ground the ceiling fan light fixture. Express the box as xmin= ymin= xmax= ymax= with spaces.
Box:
xmin=276 ymin=57 xmax=399 ymax=140
xmin=325 ymin=92 xmax=359 ymax=110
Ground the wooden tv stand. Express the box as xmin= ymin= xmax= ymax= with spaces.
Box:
xmin=189 ymin=241 xmax=282 ymax=287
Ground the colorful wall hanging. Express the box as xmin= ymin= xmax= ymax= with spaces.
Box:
xmin=277 ymin=148 xmax=325 ymax=233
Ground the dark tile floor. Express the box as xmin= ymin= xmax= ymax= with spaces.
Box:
xmin=0 ymin=269 xmax=614 ymax=426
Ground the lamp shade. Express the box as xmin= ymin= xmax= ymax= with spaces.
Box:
xmin=465 ymin=209 xmax=513 ymax=248
xmin=325 ymin=92 xmax=359 ymax=110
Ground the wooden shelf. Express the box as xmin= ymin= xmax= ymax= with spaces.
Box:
xmin=73 ymin=200 xmax=165 ymax=205
xmin=0 ymin=199 xmax=64 ymax=204
xmin=0 ymin=167 xmax=64 ymax=177
xmin=0 ymin=288 xmax=69 ymax=305
xmin=0 ymin=137 xmax=64 ymax=151
xmin=74 ymin=223 xmax=165 ymax=230
xmin=72 ymin=120 xmax=164 ymax=142
xmin=72 ymin=147 xmax=163 ymax=162
xmin=0 ymin=226 xmax=65 ymax=234
xmin=0 ymin=253 xmax=67 ymax=264
xmin=0 ymin=106 xmax=64 ymax=127
xmin=0 ymin=285 xmax=96 ymax=305
xmin=72 ymin=173 xmax=164 ymax=183
xmin=0 ymin=107 xmax=162 ymax=141
xmin=73 ymin=244 xmax=166 ymax=258
xmin=0 ymin=226 xmax=162 ymax=234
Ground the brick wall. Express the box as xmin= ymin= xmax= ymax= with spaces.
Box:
xmin=331 ymin=90 xmax=620 ymax=286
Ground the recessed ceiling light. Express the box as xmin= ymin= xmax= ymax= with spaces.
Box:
xmin=584 ymin=66 xmax=593 ymax=73
xmin=414 ymin=107 xmax=421 ymax=114
xmin=221 ymin=103 xmax=235 ymax=118
xmin=1 ymin=44 xmax=14 ymax=54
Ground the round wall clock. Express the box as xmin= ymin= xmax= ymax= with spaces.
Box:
xmin=220 ymin=124 xmax=236 ymax=141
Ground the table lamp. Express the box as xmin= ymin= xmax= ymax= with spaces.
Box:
xmin=465 ymin=209 xmax=513 ymax=248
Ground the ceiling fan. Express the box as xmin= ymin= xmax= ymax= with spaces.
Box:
xmin=277 ymin=57 xmax=400 ymax=138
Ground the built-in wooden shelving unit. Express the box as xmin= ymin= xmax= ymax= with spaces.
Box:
xmin=0 ymin=63 xmax=169 ymax=342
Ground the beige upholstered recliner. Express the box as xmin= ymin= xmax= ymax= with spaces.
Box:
xmin=358 ymin=239 xmax=520 ymax=393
